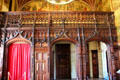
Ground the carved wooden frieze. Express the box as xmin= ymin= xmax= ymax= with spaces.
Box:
xmin=0 ymin=29 xmax=33 ymax=43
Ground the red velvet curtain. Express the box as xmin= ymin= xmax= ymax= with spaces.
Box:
xmin=8 ymin=43 xmax=30 ymax=80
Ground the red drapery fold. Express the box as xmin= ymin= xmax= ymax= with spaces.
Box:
xmin=8 ymin=43 xmax=30 ymax=80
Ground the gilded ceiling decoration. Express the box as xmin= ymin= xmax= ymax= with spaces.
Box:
xmin=19 ymin=0 xmax=111 ymax=11
xmin=2 ymin=0 xmax=111 ymax=11
xmin=4 ymin=0 xmax=10 ymax=4
xmin=111 ymin=0 xmax=120 ymax=11
xmin=0 ymin=0 xmax=3 ymax=10
xmin=17 ymin=0 xmax=31 ymax=9
xmin=0 ymin=0 xmax=115 ymax=14
xmin=21 ymin=0 xmax=90 ymax=11
xmin=1 ymin=0 xmax=10 ymax=11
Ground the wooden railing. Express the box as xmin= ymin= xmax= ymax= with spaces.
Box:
xmin=0 ymin=11 xmax=115 ymax=28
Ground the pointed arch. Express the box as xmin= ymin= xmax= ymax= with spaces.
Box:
xmin=2 ymin=37 xmax=33 ymax=80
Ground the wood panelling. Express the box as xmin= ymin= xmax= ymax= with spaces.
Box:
xmin=0 ymin=11 xmax=119 ymax=80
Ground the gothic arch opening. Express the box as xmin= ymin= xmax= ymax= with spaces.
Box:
xmin=50 ymin=41 xmax=77 ymax=80
xmin=2 ymin=38 xmax=32 ymax=80
xmin=8 ymin=43 xmax=30 ymax=80
xmin=87 ymin=41 xmax=112 ymax=80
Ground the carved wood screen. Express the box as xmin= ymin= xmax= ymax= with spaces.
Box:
xmin=0 ymin=11 xmax=119 ymax=80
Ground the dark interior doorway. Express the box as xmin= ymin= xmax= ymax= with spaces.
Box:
xmin=55 ymin=44 xmax=71 ymax=79
xmin=92 ymin=50 xmax=99 ymax=78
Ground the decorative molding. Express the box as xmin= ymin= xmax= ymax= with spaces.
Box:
xmin=6 ymin=37 xmax=31 ymax=46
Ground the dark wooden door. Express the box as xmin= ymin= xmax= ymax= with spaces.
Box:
xmin=55 ymin=44 xmax=71 ymax=79
xmin=92 ymin=50 xmax=99 ymax=78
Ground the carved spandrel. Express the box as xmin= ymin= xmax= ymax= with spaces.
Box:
xmin=0 ymin=13 xmax=5 ymax=27
xmin=84 ymin=27 xmax=113 ymax=42
xmin=1 ymin=29 xmax=33 ymax=42
xmin=49 ymin=28 xmax=78 ymax=41
xmin=84 ymin=28 xmax=97 ymax=41
xmin=21 ymin=31 xmax=33 ymax=41
xmin=4 ymin=30 xmax=19 ymax=42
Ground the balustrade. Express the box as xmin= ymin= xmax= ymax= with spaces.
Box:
xmin=0 ymin=11 xmax=114 ymax=28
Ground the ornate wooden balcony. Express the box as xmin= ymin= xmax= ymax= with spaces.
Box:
xmin=0 ymin=11 xmax=115 ymax=28
xmin=0 ymin=11 xmax=117 ymax=46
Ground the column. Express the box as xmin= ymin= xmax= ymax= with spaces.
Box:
xmin=82 ymin=44 xmax=87 ymax=80
xmin=76 ymin=43 xmax=82 ymax=80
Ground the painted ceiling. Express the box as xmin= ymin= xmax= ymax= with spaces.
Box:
xmin=3 ymin=0 xmax=111 ymax=11
xmin=21 ymin=0 xmax=111 ymax=11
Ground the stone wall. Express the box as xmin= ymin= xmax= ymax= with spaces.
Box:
xmin=0 ymin=45 xmax=3 ymax=80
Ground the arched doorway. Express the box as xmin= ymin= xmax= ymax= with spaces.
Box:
xmin=2 ymin=38 xmax=32 ymax=80
xmin=87 ymin=41 xmax=110 ymax=80
xmin=50 ymin=41 xmax=77 ymax=80
xmin=8 ymin=43 xmax=30 ymax=80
